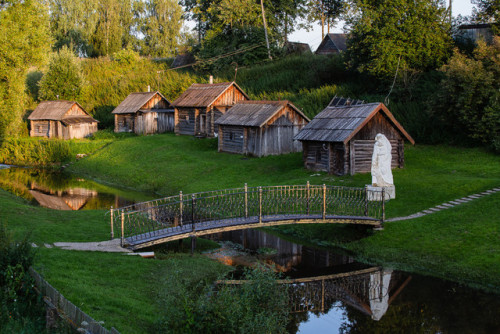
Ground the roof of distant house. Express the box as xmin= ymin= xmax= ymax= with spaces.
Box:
xmin=28 ymin=100 xmax=96 ymax=123
xmin=172 ymin=82 xmax=249 ymax=108
xmin=294 ymin=102 xmax=414 ymax=144
xmin=112 ymin=91 xmax=171 ymax=114
xmin=215 ymin=100 xmax=309 ymax=127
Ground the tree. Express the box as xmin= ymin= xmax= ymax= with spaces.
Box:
xmin=437 ymin=37 xmax=500 ymax=151
xmin=0 ymin=0 xmax=51 ymax=139
xmin=38 ymin=47 xmax=84 ymax=101
xmin=472 ymin=0 xmax=499 ymax=33
xmin=140 ymin=0 xmax=184 ymax=57
xmin=90 ymin=0 xmax=123 ymax=56
xmin=345 ymin=0 xmax=453 ymax=83
xmin=307 ymin=0 xmax=344 ymax=39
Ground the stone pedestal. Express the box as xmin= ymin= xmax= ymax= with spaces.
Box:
xmin=366 ymin=185 xmax=395 ymax=201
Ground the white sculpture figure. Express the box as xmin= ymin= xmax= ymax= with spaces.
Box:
xmin=369 ymin=269 xmax=393 ymax=321
xmin=371 ymin=133 xmax=393 ymax=187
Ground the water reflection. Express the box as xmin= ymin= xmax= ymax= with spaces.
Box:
xmin=0 ymin=166 xmax=155 ymax=210
xmin=206 ymin=229 xmax=500 ymax=333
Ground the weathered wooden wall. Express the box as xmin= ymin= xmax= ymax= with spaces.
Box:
xmin=157 ymin=112 xmax=174 ymax=133
xmin=63 ymin=122 xmax=98 ymax=139
xmin=302 ymin=141 xmax=330 ymax=172
xmin=115 ymin=114 xmax=135 ymax=133
xmin=30 ymin=120 xmax=50 ymax=137
xmin=218 ymin=125 xmax=244 ymax=153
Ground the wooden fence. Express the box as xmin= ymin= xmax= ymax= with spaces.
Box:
xmin=29 ymin=268 xmax=120 ymax=334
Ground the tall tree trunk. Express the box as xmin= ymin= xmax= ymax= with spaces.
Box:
xmin=284 ymin=12 xmax=288 ymax=43
xmin=321 ymin=1 xmax=325 ymax=39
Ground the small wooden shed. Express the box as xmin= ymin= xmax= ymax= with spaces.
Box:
xmin=112 ymin=91 xmax=173 ymax=135
xmin=315 ymin=33 xmax=347 ymax=55
xmin=28 ymin=101 xmax=98 ymax=139
xmin=215 ymin=100 xmax=310 ymax=157
xmin=172 ymin=81 xmax=249 ymax=137
xmin=294 ymin=102 xmax=415 ymax=175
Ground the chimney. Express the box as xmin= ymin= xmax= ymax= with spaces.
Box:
xmin=147 ymin=85 xmax=150 ymax=92
xmin=209 ymin=75 xmax=213 ymax=84
xmin=56 ymin=95 xmax=59 ymax=100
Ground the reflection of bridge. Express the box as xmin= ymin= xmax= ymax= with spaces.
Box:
xmin=219 ymin=267 xmax=411 ymax=321
xmin=111 ymin=184 xmax=387 ymax=250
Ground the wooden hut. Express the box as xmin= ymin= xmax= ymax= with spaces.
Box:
xmin=284 ymin=41 xmax=311 ymax=54
xmin=294 ymin=102 xmax=415 ymax=175
xmin=315 ymin=33 xmax=347 ymax=55
xmin=28 ymin=101 xmax=98 ymax=139
xmin=172 ymin=81 xmax=249 ymax=137
xmin=215 ymin=101 xmax=309 ymax=157
xmin=112 ymin=91 xmax=173 ymax=134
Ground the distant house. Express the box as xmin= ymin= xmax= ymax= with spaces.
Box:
xmin=171 ymin=52 xmax=195 ymax=69
xmin=315 ymin=33 xmax=347 ymax=55
xmin=457 ymin=23 xmax=495 ymax=44
xmin=112 ymin=91 xmax=173 ymax=135
xmin=215 ymin=100 xmax=310 ymax=157
xmin=28 ymin=101 xmax=98 ymax=139
xmin=172 ymin=81 xmax=249 ymax=137
xmin=294 ymin=102 xmax=415 ymax=175
xmin=284 ymin=41 xmax=311 ymax=54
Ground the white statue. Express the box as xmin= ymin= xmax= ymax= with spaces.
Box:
xmin=371 ymin=133 xmax=393 ymax=187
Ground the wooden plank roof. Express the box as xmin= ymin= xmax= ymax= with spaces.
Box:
xmin=294 ymin=102 xmax=415 ymax=144
xmin=215 ymin=100 xmax=310 ymax=128
xmin=61 ymin=116 xmax=98 ymax=125
xmin=112 ymin=91 xmax=171 ymax=114
xmin=172 ymin=82 xmax=249 ymax=108
xmin=315 ymin=33 xmax=347 ymax=54
xmin=28 ymin=100 xmax=92 ymax=121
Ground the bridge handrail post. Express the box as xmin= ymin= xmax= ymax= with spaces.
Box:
xmin=244 ymin=183 xmax=248 ymax=218
xmin=306 ymin=181 xmax=310 ymax=215
xmin=120 ymin=210 xmax=125 ymax=247
xmin=179 ymin=191 xmax=183 ymax=226
xmin=110 ymin=206 xmax=114 ymax=240
xmin=259 ymin=186 xmax=262 ymax=224
xmin=322 ymin=184 xmax=326 ymax=220
xmin=364 ymin=187 xmax=368 ymax=216
xmin=381 ymin=188 xmax=385 ymax=225
xmin=191 ymin=194 xmax=196 ymax=232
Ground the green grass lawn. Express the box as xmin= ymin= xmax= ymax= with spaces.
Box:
xmin=2 ymin=134 xmax=500 ymax=332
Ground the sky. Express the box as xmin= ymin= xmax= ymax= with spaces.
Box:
xmin=289 ymin=0 xmax=476 ymax=50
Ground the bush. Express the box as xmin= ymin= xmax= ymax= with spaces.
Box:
xmin=0 ymin=224 xmax=43 ymax=331
xmin=156 ymin=263 xmax=289 ymax=334
xmin=436 ymin=37 xmax=500 ymax=151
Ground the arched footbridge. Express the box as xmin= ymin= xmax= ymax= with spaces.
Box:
xmin=110 ymin=183 xmax=387 ymax=250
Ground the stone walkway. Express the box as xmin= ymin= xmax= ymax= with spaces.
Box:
xmin=386 ymin=187 xmax=500 ymax=222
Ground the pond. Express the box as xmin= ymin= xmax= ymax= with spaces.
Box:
xmin=203 ymin=229 xmax=500 ymax=333
xmin=0 ymin=165 xmax=156 ymax=210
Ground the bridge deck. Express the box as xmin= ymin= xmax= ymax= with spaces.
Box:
xmin=124 ymin=214 xmax=380 ymax=250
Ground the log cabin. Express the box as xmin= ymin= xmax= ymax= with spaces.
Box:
xmin=28 ymin=101 xmax=98 ymax=139
xmin=215 ymin=100 xmax=309 ymax=157
xmin=172 ymin=81 xmax=249 ymax=137
xmin=315 ymin=33 xmax=347 ymax=55
xmin=294 ymin=102 xmax=415 ymax=175
xmin=112 ymin=91 xmax=173 ymax=135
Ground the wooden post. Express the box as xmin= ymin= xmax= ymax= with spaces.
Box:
xmin=191 ymin=194 xmax=196 ymax=232
xmin=191 ymin=236 xmax=196 ymax=255
xmin=306 ymin=181 xmax=310 ymax=215
xmin=259 ymin=186 xmax=262 ymax=224
xmin=179 ymin=191 xmax=183 ymax=226
xmin=322 ymin=184 xmax=326 ymax=220
xmin=120 ymin=210 xmax=125 ymax=247
xmin=244 ymin=183 xmax=248 ymax=218
xmin=110 ymin=206 xmax=114 ymax=239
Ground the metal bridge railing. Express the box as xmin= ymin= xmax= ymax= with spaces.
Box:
xmin=110 ymin=183 xmax=386 ymax=246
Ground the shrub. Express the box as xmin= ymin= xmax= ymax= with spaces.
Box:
xmin=436 ymin=37 xmax=500 ymax=151
xmin=156 ymin=263 xmax=289 ymax=333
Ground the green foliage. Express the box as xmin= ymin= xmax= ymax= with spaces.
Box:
xmin=436 ymin=37 xmax=500 ymax=151
xmin=0 ymin=136 xmax=111 ymax=166
xmin=38 ymin=46 xmax=83 ymax=101
xmin=156 ymin=260 xmax=289 ymax=333
xmin=0 ymin=224 xmax=44 ymax=331
xmin=138 ymin=0 xmax=184 ymax=57
xmin=346 ymin=0 xmax=453 ymax=82
xmin=0 ymin=0 xmax=51 ymax=139
xmin=472 ymin=0 xmax=500 ymax=34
